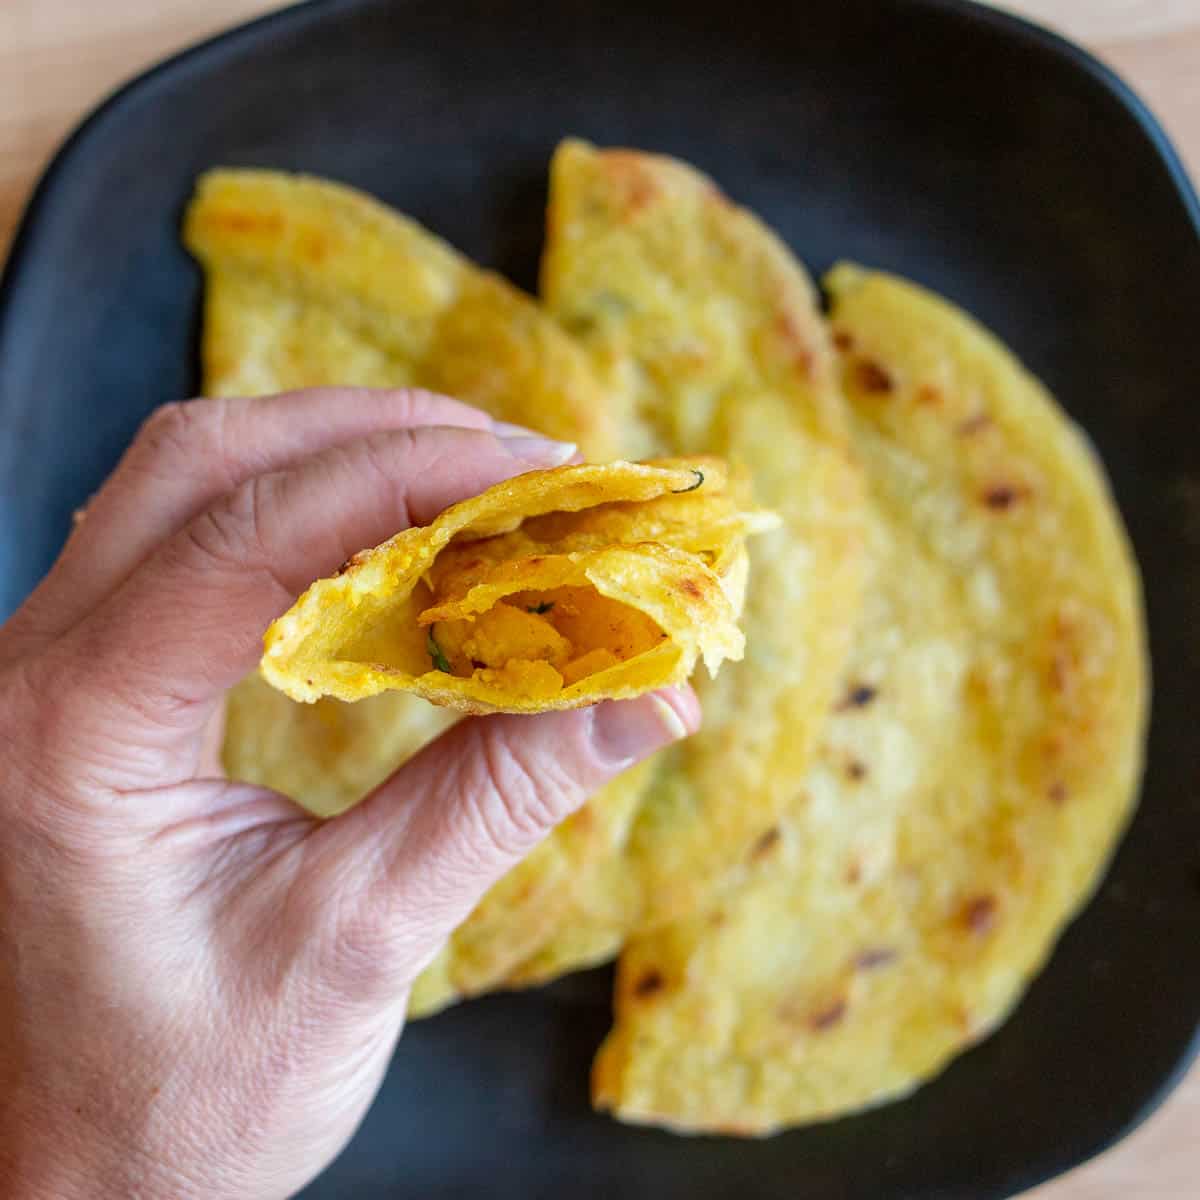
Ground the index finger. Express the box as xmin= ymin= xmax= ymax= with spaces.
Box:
xmin=11 ymin=388 xmax=507 ymax=650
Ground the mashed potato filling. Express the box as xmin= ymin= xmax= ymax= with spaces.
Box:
xmin=420 ymin=578 xmax=667 ymax=699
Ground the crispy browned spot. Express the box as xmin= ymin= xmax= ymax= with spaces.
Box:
xmin=1048 ymin=781 xmax=1068 ymax=805
xmin=836 ymin=683 xmax=877 ymax=711
xmin=775 ymin=312 xmax=817 ymax=376
xmin=705 ymin=182 xmax=734 ymax=209
xmin=855 ymin=947 xmax=898 ymax=970
xmin=844 ymin=858 xmax=863 ymax=886
xmin=844 ymin=758 xmax=868 ymax=782
xmin=958 ymin=412 xmax=993 ymax=435
xmin=832 ymin=329 xmax=855 ymax=351
xmin=679 ymin=577 xmax=704 ymax=599
xmin=336 ymin=551 xmax=367 ymax=576
xmin=633 ymin=968 xmax=664 ymax=998
xmin=749 ymin=826 xmax=782 ymax=861
xmin=856 ymin=359 xmax=894 ymax=394
xmin=981 ymin=483 xmax=1030 ymax=511
xmin=1049 ymin=652 xmax=1072 ymax=694
xmin=916 ymin=384 xmax=943 ymax=407
xmin=809 ymin=998 xmax=848 ymax=1031
xmin=300 ymin=231 xmax=329 ymax=263
xmin=626 ymin=175 xmax=658 ymax=213
xmin=204 ymin=209 xmax=284 ymax=236
xmin=604 ymin=155 xmax=659 ymax=214
xmin=1041 ymin=731 xmax=1067 ymax=763
xmin=961 ymin=895 xmax=998 ymax=936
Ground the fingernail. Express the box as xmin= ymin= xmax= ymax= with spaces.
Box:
xmin=492 ymin=419 xmax=541 ymax=438
xmin=500 ymin=435 xmax=578 ymax=468
xmin=591 ymin=688 xmax=700 ymax=766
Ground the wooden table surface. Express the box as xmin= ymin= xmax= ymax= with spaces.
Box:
xmin=0 ymin=2 xmax=1195 ymax=1196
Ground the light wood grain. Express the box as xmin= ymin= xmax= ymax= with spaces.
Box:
xmin=0 ymin=0 xmax=285 ymax=260
xmin=0 ymin=3 xmax=1195 ymax=1197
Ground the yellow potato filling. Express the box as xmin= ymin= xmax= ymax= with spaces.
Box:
xmin=420 ymin=583 xmax=667 ymax=698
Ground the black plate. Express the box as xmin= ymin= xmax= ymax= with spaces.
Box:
xmin=1 ymin=1 xmax=1198 ymax=1196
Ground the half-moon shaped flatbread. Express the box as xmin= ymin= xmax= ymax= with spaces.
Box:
xmin=184 ymin=168 xmax=623 ymax=457
xmin=590 ymin=266 xmax=1148 ymax=1134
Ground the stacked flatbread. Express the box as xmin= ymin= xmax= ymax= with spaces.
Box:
xmin=185 ymin=141 xmax=1147 ymax=1133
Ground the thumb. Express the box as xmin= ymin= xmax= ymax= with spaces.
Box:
xmin=310 ymin=687 xmax=700 ymax=970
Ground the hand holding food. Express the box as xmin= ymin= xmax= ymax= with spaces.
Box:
xmin=0 ymin=388 xmax=699 ymax=1198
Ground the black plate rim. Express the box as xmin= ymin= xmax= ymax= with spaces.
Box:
xmin=3 ymin=0 xmax=1199 ymax=338
xmin=0 ymin=0 xmax=1197 ymax=1194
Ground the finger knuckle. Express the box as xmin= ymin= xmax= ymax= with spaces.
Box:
xmin=388 ymin=387 xmax=475 ymax=427
xmin=354 ymin=431 xmax=423 ymax=527
xmin=466 ymin=729 xmax=576 ymax=861
xmin=0 ymin=659 xmax=109 ymax=842
xmin=135 ymin=397 xmax=227 ymax=464
xmin=357 ymin=426 xmax=420 ymax=472
xmin=182 ymin=472 xmax=272 ymax=574
xmin=126 ymin=398 xmax=237 ymax=497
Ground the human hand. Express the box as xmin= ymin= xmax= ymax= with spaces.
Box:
xmin=0 ymin=388 xmax=698 ymax=1199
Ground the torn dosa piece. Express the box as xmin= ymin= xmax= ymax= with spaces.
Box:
xmin=260 ymin=458 xmax=776 ymax=713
